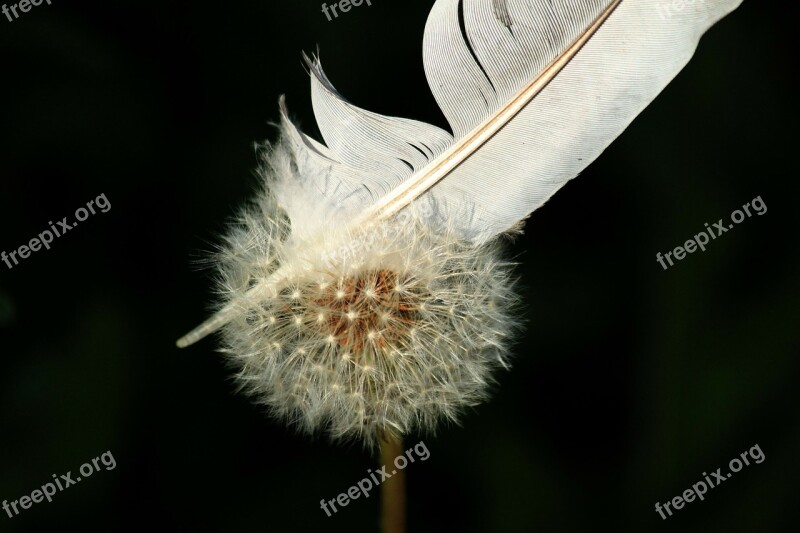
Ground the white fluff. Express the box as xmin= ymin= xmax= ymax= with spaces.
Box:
xmin=214 ymin=131 xmax=518 ymax=446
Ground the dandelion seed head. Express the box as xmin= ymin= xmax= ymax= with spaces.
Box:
xmin=214 ymin=141 xmax=519 ymax=448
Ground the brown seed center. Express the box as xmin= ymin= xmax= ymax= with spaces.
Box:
xmin=309 ymin=269 xmax=422 ymax=353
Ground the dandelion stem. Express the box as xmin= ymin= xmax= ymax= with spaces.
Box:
xmin=380 ymin=434 xmax=406 ymax=533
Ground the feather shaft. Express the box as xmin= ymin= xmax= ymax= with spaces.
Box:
xmin=176 ymin=270 xmax=286 ymax=348
xmin=355 ymin=0 xmax=622 ymax=227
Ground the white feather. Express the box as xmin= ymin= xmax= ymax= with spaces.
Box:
xmin=177 ymin=0 xmax=742 ymax=348
xmin=307 ymin=0 xmax=742 ymax=241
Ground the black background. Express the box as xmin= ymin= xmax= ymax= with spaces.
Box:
xmin=0 ymin=1 xmax=797 ymax=532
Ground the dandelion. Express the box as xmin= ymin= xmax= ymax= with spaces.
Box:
xmin=213 ymin=143 xmax=518 ymax=448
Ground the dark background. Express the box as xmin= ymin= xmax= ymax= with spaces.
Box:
xmin=0 ymin=1 xmax=797 ymax=531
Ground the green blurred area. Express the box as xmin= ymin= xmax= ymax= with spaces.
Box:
xmin=0 ymin=1 xmax=797 ymax=532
